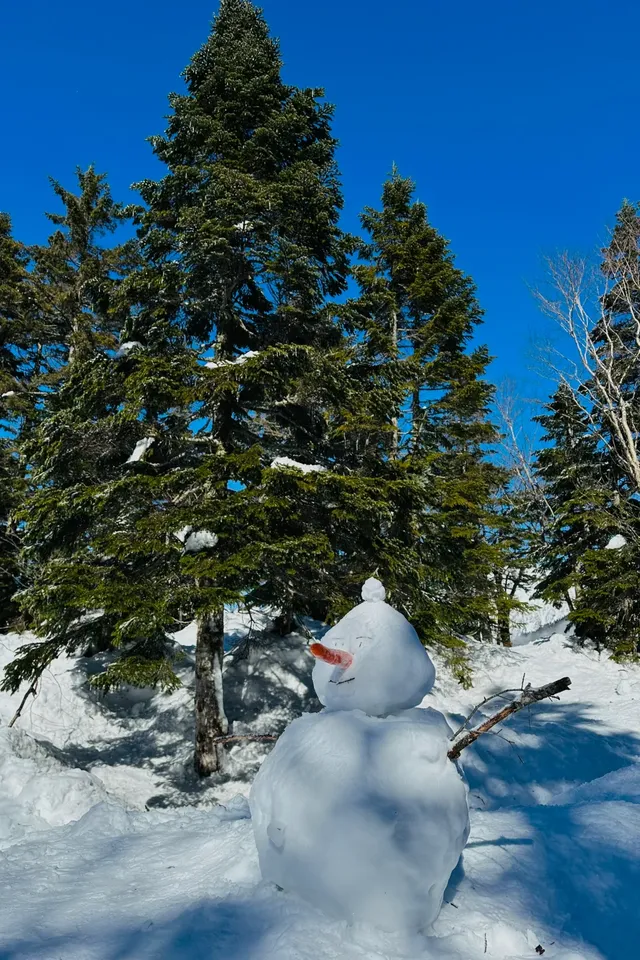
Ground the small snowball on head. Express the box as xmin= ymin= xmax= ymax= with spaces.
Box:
xmin=361 ymin=578 xmax=386 ymax=603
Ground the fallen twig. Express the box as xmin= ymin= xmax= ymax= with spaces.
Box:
xmin=447 ymin=677 xmax=571 ymax=761
xmin=8 ymin=681 xmax=38 ymax=728
xmin=449 ymin=686 xmax=525 ymax=741
xmin=212 ymin=734 xmax=279 ymax=745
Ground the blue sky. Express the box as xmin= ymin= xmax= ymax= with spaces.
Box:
xmin=3 ymin=0 xmax=639 ymax=408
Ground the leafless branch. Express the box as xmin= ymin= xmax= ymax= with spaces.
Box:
xmin=8 ymin=681 xmax=38 ymax=728
xmin=449 ymin=686 xmax=526 ymax=741
xmin=536 ymin=244 xmax=640 ymax=498
xmin=212 ymin=734 xmax=278 ymax=745
xmin=447 ymin=676 xmax=571 ymax=761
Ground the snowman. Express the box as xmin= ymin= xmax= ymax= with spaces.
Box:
xmin=249 ymin=578 xmax=469 ymax=934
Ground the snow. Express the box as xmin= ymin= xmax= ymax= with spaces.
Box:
xmin=1 ymin=390 xmax=16 ymax=397
xmin=605 ymin=533 xmax=627 ymax=550
xmin=361 ymin=575 xmax=386 ymax=601
xmin=510 ymin=579 xmax=571 ymax=645
xmin=311 ymin=579 xmax=436 ymax=715
xmin=250 ymin=707 xmax=469 ymax=932
xmin=252 ymin=582 xmax=466 ymax=932
xmin=126 ymin=436 xmax=155 ymax=463
xmin=115 ymin=341 xmax=143 ymax=357
xmin=205 ymin=350 xmax=260 ymax=369
xmin=270 ymin=457 xmax=326 ymax=473
xmin=183 ymin=529 xmax=218 ymax=552
xmin=0 ymin=604 xmax=639 ymax=958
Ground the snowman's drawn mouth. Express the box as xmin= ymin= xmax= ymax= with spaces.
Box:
xmin=329 ymin=677 xmax=355 ymax=685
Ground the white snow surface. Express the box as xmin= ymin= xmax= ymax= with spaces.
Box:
xmin=126 ymin=436 xmax=155 ymax=463
xmin=0 ymin=611 xmax=639 ymax=958
xmin=206 ymin=350 xmax=260 ymax=370
xmin=115 ymin=341 xmax=143 ymax=357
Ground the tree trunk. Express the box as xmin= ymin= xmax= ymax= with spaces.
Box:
xmin=194 ymin=605 xmax=228 ymax=776
xmin=391 ymin=310 xmax=399 ymax=459
xmin=497 ymin=612 xmax=512 ymax=647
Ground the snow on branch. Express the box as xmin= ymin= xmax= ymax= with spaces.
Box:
xmin=126 ymin=437 xmax=155 ymax=463
xmin=447 ymin=676 xmax=572 ymax=761
xmin=115 ymin=341 xmax=143 ymax=358
xmin=205 ymin=350 xmax=260 ymax=370
xmin=270 ymin=457 xmax=326 ymax=473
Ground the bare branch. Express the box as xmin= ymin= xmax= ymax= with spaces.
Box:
xmin=212 ymin=734 xmax=278 ymax=745
xmin=8 ymin=681 xmax=38 ymax=729
xmin=449 ymin=686 xmax=526 ymax=741
xmin=447 ymin=676 xmax=571 ymax=761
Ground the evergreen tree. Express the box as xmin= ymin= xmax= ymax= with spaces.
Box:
xmin=534 ymin=385 xmax=608 ymax=608
xmin=344 ymin=171 xmax=507 ymax=678
xmin=4 ymin=1 xmax=373 ymax=777
xmin=1 ymin=171 xmax=143 ymax=680
xmin=28 ymin=167 xmax=133 ymax=371
xmin=123 ymin=0 xmax=357 ymax=774
xmin=0 ymin=214 xmax=33 ymax=628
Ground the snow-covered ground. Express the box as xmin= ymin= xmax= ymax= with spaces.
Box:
xmin=0 ymin=602 xmax=639 ymax=960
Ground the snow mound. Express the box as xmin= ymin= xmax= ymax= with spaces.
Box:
xmin=0 ymin=726 xmax=108 ymax=847
xmin=250 ymin=706 xmax=469 ymax=932
xmin=361 ymin=576 xmax=386 ymax=601
xmin=184 ymin=529 xmax=218 ymax=552
xmin=605 ymin=533 xmax=627 ymax=550
xmin=115 ymin=341 xmax=143 ymax=357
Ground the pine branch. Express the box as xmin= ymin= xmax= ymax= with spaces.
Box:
xmin=447 ymin=676 xmax=571 ymax=761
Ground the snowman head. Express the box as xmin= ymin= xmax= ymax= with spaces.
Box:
xmin=310 ymin=578 xmax=436 ymax=717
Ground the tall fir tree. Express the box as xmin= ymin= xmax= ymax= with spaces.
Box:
xmin=4 ymin=0 xmax=386 ymax=777
xmin=1 ymin=170 xmax=144 ymax=680
xmin=123 ymin=0 xmax=358 ymax=774
xmin=343 ymin=171 xmax=508 ymax=678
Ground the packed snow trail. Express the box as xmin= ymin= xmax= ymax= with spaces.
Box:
xmin=0 ymin=608 xmax=639 ymax=959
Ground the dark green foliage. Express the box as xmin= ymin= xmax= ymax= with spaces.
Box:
xmin=1 ymin=171 xmax=149 ymax=688
xmin=0 ymin=213 xmax=31 ymax=627
xmin=342 ymin=171 xmax=509 ymax=678
xmin=3 ymin=1 xmax=359 ymax=715
xmin=535 ymin=384 xmax=609 ymax=610
xmin=2 ymin=0 xmax=523 ymax=715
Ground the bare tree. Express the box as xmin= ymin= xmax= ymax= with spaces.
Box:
xmin=494 ymin=383 xmax=555 ymax=527
xmin=536 ymin=245 xmax=640 ymax=501
xmin=490 ymin=386 xmax=558 ymax=641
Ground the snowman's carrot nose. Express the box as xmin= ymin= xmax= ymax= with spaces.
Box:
xmin=310 ymin=643 xmax=354 ymax=669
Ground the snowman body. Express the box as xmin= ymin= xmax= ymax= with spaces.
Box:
xmin=249 ymin=580 xmax=470 ymax=933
